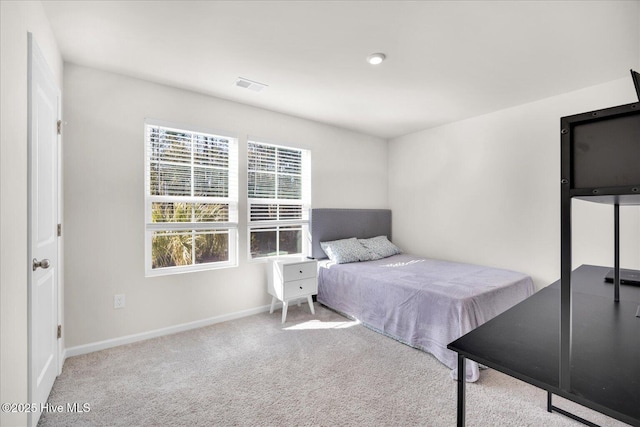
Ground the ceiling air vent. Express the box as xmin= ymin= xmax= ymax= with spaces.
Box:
xmin=235 ymin=77 xmax=268 ymax=92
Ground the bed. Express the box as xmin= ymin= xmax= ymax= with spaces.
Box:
xmin=310 ymin=208 xmax=535 ymax=382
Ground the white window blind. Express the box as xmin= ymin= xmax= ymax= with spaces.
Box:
xmin=247 ymin=141 xmax=311 ymax=259
xmin=145 ymin=120 xmax=238 ymax=275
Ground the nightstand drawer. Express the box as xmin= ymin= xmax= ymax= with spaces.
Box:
xmin=283 ymin=278 xmax=317 ymax=299
xmin=283 ymin=262 xmax=316 ymax=281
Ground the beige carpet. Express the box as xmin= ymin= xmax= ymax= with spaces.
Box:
xmin=39 ymin=304 xmax=630 ymax=426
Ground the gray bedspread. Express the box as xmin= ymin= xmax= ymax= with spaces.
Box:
xmin=317 ymin=254 xmax=535 ymax=382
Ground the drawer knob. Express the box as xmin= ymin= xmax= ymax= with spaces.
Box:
xmin=300 ymin=286 xmax=303 ymax=289
xmin=299 ymin=270 xmax=303 ymax=273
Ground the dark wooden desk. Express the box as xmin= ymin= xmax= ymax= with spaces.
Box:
xmin=448 ymin=265 xmax=640 ymax=427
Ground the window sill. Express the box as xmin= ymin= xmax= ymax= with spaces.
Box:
xmin=145 ymin=261 xmax=238 ymax=277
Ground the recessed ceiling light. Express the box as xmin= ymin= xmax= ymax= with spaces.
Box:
xmin=235 ymin=77 xmax=268 ymax=92
xmin=366 ymin=53 xmax=386 ymax=65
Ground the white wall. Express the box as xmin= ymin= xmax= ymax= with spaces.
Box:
xmin=62 ymin=64 xmax=388 ymax=349
xmin=389 ymin=78 xmax=640 ymax=290
xmin=0 ymin=1 xmax=63 ymax=426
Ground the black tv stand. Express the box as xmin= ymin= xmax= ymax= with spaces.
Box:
xmin=449 ymin=98 xmax=640 ymax=426
xmin=449 ymin=265 xmax=640 ymax=426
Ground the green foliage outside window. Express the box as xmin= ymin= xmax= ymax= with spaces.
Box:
xmin=151 ymin=202 xmax=229 ymax=268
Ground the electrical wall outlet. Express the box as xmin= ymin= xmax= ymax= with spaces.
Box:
xmin=114 ymin=294 xmax=125 ymax=309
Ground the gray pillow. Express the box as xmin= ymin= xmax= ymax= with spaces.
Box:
xmin=320 ymin=238 xmax=377 ymax=264
xmin=358 ymin=235 xmax=401 ymax=259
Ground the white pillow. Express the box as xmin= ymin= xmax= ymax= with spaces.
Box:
xmin=320 ymin=238 xmax=377 ymax=264
xmin=358 ymin=235 xmax=401 ymax=259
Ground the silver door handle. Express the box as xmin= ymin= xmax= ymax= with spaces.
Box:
xmin=32 ymin=258 xmax=50 ymax=271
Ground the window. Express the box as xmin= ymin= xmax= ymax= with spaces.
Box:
xmin=145 ymin=120 xmax=238 ymax=276
xmin=247 ymin=141 xmax=311 ymax=259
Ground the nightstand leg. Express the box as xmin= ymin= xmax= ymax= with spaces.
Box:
xmin=281 ymin=301 xmax=288 ymax=323
xmin=307 ymin=295 xmax=315 ymax=315
xmin=269 ymin=296 xmax=276 ymax=314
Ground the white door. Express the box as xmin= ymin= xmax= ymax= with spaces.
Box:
xmin=28 ymin=33 xmax=60 ymax=427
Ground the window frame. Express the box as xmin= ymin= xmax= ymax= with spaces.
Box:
xmin=144 ymin=119 xmax=238 ymax=276
xmin=246 ymin=140 xmax=311 ymax=261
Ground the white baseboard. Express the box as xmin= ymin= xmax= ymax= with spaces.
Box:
xmin=64 ymin=303 xmax=281 ymax=359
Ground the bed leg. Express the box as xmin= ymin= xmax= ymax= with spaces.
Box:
xmin=457 ymin=354 xmax=466 ymax=427
xmin=307 ymin=295 xmax=315 ymax=315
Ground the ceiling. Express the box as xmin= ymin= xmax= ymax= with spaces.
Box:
xmin=42 ymin=1 xmax=639 ymax=139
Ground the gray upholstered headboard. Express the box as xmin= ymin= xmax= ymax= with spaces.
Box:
xmin=310 ymin=208 xmax=392 ymax=259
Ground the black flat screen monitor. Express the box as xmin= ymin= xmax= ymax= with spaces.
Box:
xmin=631 ymin=69 xmax=640 ymax=101
xmin=569 ymin=108 xmax=640 ymax=190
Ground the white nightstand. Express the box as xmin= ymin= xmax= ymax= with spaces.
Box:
xmin=267 ymin=257 xmax=318 ymax=323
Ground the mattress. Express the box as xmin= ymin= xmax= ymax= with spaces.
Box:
xmin=317 ymin=253 xmax=535 ymax=381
